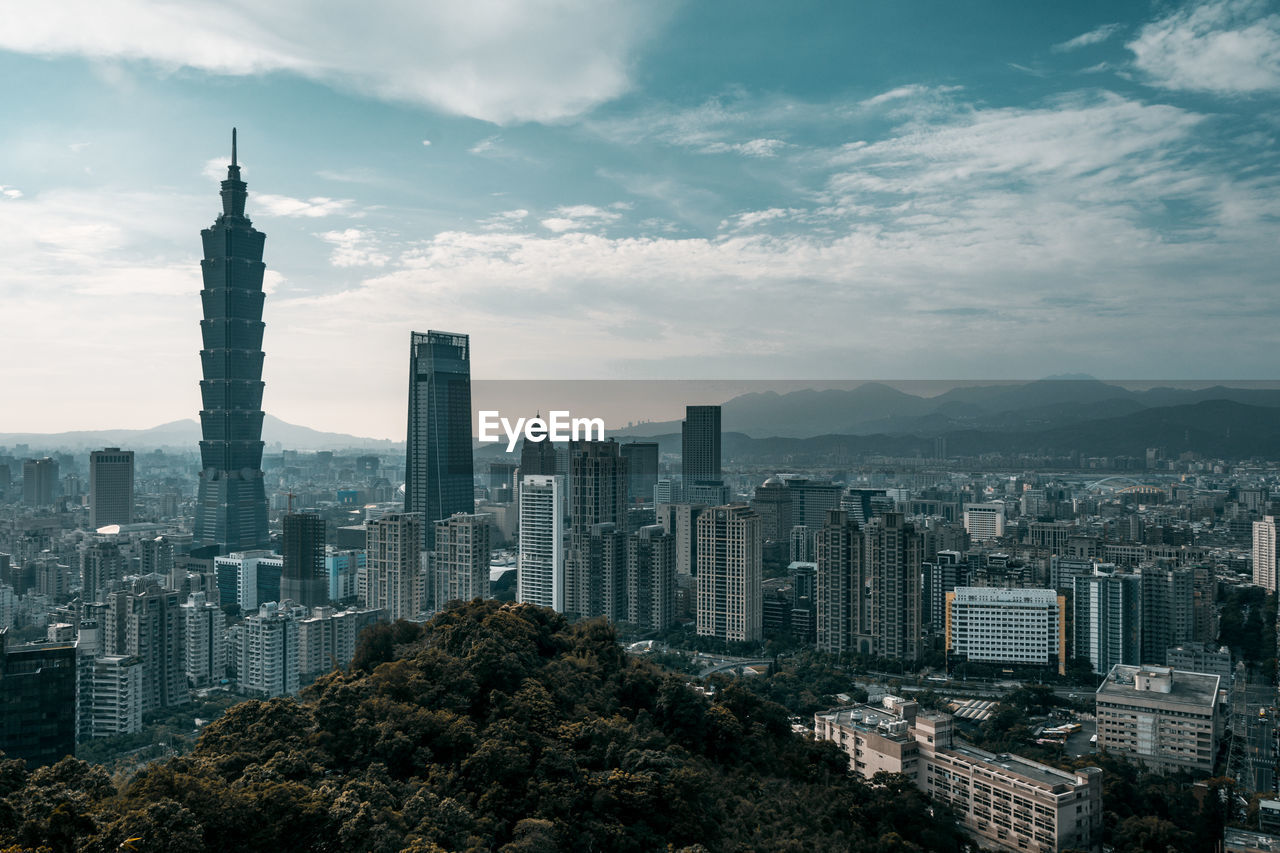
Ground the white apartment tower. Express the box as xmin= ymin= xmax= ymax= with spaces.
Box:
xmin=518 ymin=474 xmax=565 ymax=611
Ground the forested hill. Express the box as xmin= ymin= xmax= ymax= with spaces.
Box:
xmin=0 ymin=601 xmax=968 ymax=853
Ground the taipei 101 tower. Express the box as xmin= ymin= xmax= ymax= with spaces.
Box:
xmin=194 ymin=129 xmax=269 ymax=552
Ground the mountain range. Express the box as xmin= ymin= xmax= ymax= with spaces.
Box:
xmin=0 ymin=415 xmax=397 ymax=453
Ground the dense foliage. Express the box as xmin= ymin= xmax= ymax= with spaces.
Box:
xmin=0 ymin=601 xmax=970 ymax=852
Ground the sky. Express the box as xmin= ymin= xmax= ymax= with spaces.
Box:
xmin=1 ymin=0 xmax=1278 ymax=439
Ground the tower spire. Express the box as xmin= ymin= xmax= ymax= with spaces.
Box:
xmin=232 ymin=127 xmax=237 ymax=167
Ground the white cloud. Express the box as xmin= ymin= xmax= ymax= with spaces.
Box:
xmin=421 ymin=139 xmax=432 ymax=147
xmin=478 ymin=208 xmax=530 ymax=229
xmin=255 ymin=194 xmax=352 ymax=218
xmin=540 ymin=204 xmax=623 ymax=233
xmin=317 ymin=228 xmax=389 ymax=267
xmin=0 ymin=0 xmax=670 ymax=124
xmin=1053 ymin=23 xmax=1122 ymax=53
xmin=202 ymin=157 xmax=236 ymax=182
xmin=0 ymin=186 xmax=22 ymax=199
xmin=1129 ymin=0 xmax=1280 ymax=94
xmin=701 ymin=138 xmax=789 ymax=157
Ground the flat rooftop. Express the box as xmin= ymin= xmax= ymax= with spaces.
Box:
xmin=1097 ymin=664 xmax=1220 ymax=708
xmin=946 ymin=742 xmax=1083 ymax=791
xmin=818 ymin=704 xmax=914 ymax=742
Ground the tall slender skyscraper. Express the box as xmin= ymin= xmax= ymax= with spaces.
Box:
xmin=404 ymin=331 xmax=475 ymax=551
xmin=194 ymin=130 xmax=269 ymax=552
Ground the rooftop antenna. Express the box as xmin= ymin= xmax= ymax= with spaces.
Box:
xmin=232 ymin=127 xmax=238 ymax=167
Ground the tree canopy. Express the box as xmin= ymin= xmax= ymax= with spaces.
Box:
xmin=0 ymin=601 xmax=970 ymax=852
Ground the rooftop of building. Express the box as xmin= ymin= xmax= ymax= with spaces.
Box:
xmin=1225 ymin=828 xmax=1280 ymax=852
xmin=945 ymin=742 xmax=1090 ymax=792
xmin=1097 ymin=664 xmax=1220 ymax=708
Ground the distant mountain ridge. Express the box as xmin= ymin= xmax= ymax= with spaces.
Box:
xmin=0 ymin=415 xmax=398 ymax=452
xmin=618 ymin=380 xmax=1280 ymax=439
xmin=613 ymin=399 xmax=1280 ymax=462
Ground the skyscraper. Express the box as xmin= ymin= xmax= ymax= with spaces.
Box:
xmin=1074 ymin=571 xmax=1142 ymax=674
xmin=89 ymin=448 xmax=134 ymax=528
xmin=404 ymin=331 xmax=475 ymax=551
xmin=194 ymin=130 xmax=269 ymax=552
xmin=103 ymin=580 xmax=188 ymax=712
xmin=627 ymin=524 xmax=676 ymax=631
xmin=434 ymin=512 xmax=492 ymax=606
xmin=0 ymin=631 xmax=76 ymax=767
xmin=22 ymin=458 xmax=58 ymax=506
xmin=1254 ymin=516 xmax=1278 ymax=593
xmin=281 ymin=512 xmax=326 ymax=608
xmin=681 ymin=405 xmax=721 ymax=485
xmin=815 ymin=510 xmax=863 ymax=655
xmin=517 ymin=474 xmax=564 ymax=611
xmin=620 ymin=442 xmax=659 ymax=505
xmin=695 ymin=505 xmax=762 ymax=642
xmin=564 ymin=440 xmax=627 ymax=620
xmin=862 ymin=511 xmax=924 ymax=660
xmin=365 ymin=513 xmax=424 ymax=620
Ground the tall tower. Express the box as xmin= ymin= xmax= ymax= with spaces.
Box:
xmin=194 ymin=129 xmax=269 ymax=552
xmin=404 ymin=331 xmax=475 ymax=551
xmin=681 ymin=405 xmax=721 ymax=485
xmin=89 ymin=448 xmax=134 ymax=528
xmin=695 ymin=504 xmax=762 ymax=642
xmin=281 ymin=512 xmax=326 ymax=609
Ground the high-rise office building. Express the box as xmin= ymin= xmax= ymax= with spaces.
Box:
xmin=22 ymin=458 xmax=58 ymax=506
xmin=565 ymin=441 xmax=628 ymax=620
xmin=88 ymin=448 xmax=134 ymax=528
xmin=404 ymin=330 xmax=475 ymax=551
xmin=862 ymin=511 xmax=924 ymax=660
xmin=194 ymin=130 xmax=269 ymax=552
xmin=281 ymin=512 xmax=327 ymax=608
xmin=815 ymin=510 xmax=863 ymax=654
xmin=695 ymin=505 xmax=762 ymax=642
xmin=681 ymin=405 xmax=721 ymax=485
xmin=434 ymin=512 xmax=492 ymax=606
xmin=518 ymin=474 xmax=565 ymax=611
xmin=620 ymin=442 xmax=659 ymax=505
xmin=180 ymin=592 xmax=226 ymax=689
xmin=0 ymin=631 xmax=76 ymax=766
xmin=1254 ymin=516 xmax=1278 ymax=593
xmin=365 ymin=513 xmax=424 ymax=620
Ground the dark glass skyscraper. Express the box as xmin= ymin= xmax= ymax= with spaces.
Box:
xmin=194 ymin=130 xmax=269 ymax=552
xmin=281 ymin=512 xmax=327 ymax=608
xmin=681 ymin=405 xmax=721 ymax=484
xmin=404 ymin=331 xmax=474 ymax=551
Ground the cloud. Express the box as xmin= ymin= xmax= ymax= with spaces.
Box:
xmin=317 ymin=228 xmax=389 ymax=267
xmin=0 ymin=0 xmax=671 ymax=124
xmin=540 ymin=204 xmax=623 ymax=233
xmin=478 ymin=209 xmax=530 ymax=230
xmin=0 ymin=186 xmax=22 ymax=199
xmin=700 ymin=138 xmax=789 ymax=157
xmin=202 ymin=157 xmax=236 ymax=182
xmin=421 ymin=139 xmax=432 ymax=147
xmin=1053 ymin=23 xmax=1122 ymax=53
xmin=255 ymin=194 xmax=352 ymax=218
xmin=469 ymin=136 xmax=500 ymax=155
xmin=1129 ymin=0 xmax=1280 ymax=94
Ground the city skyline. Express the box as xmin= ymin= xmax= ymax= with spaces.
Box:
xmin=1 ymin=1 xmax=1278 ymax=435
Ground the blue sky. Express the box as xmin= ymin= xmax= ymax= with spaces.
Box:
xmin=1 ymin=0 xmax=1278 ymax=437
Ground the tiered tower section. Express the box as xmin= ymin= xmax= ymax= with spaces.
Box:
xmin=194 ymin=129 xmax=269 ymax=552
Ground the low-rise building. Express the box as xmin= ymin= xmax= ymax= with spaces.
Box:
xmin=1095 ymin=664 xmax=1223 ymax=775
xmin=816 ymin=698 xmax=1102 ymax=853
